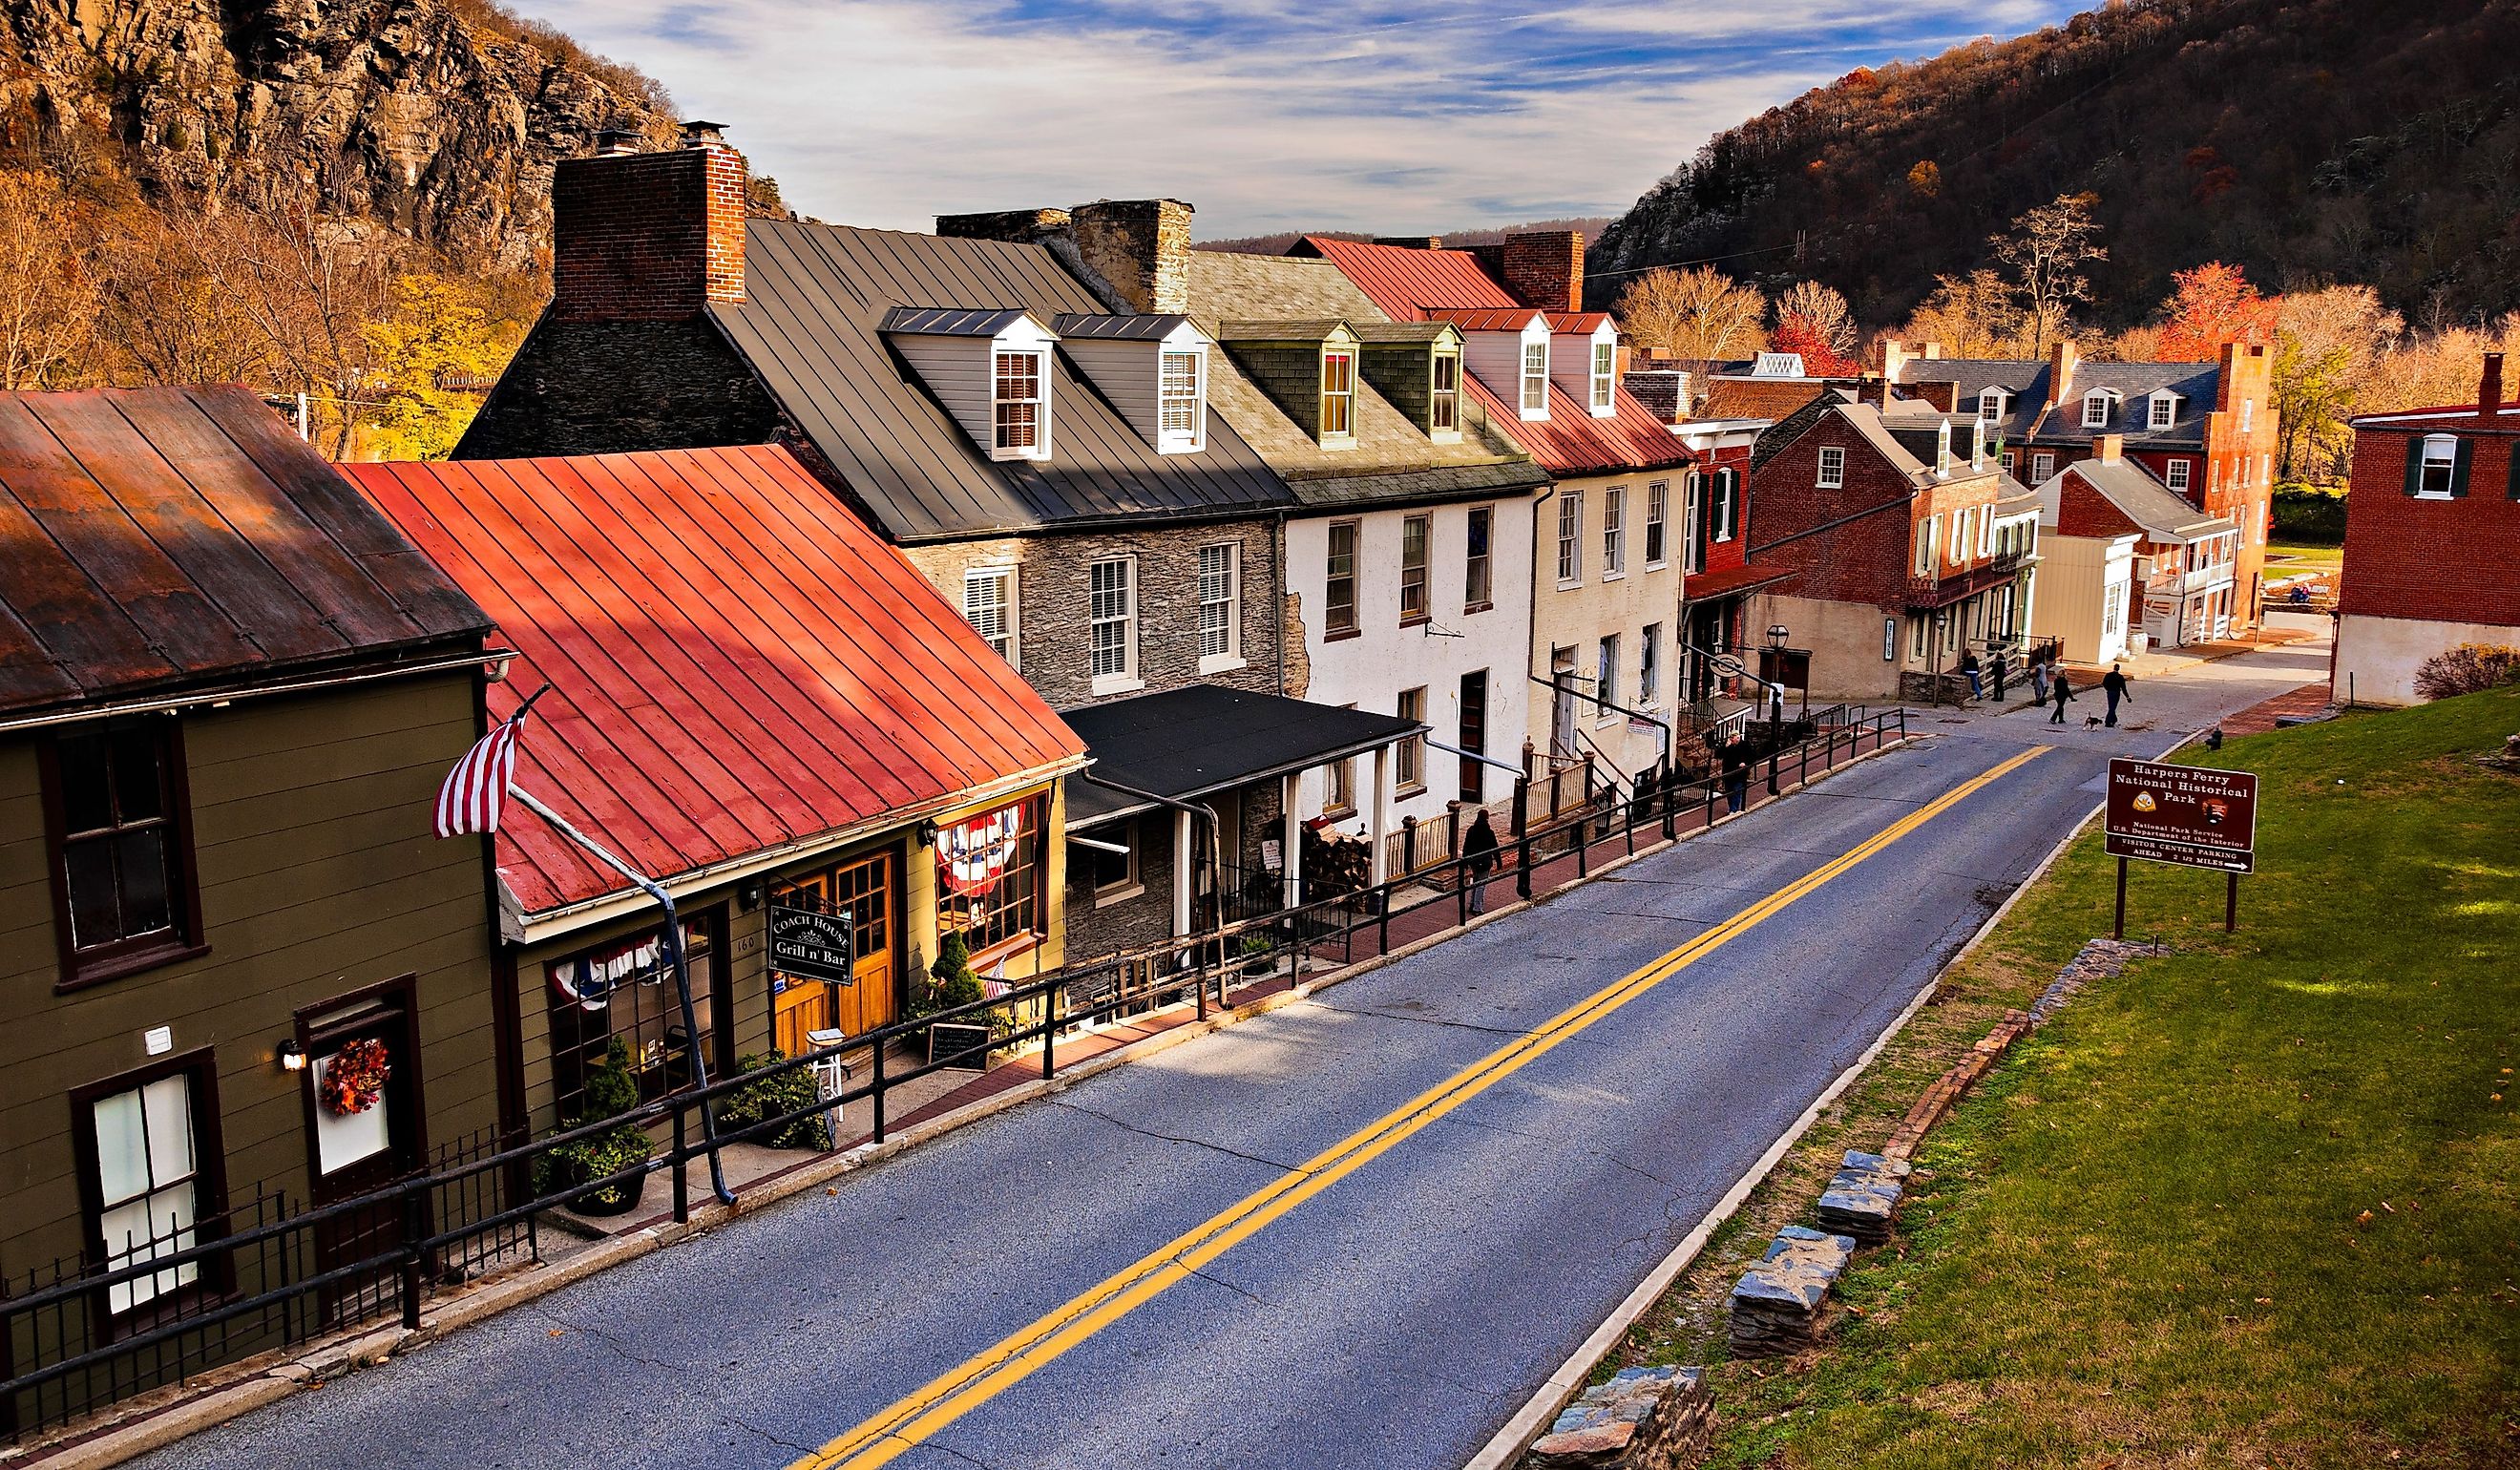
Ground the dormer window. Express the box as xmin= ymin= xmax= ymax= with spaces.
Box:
xmin=2148 ymin=390 xmax=2178 ymax=431
xmin=1522 ymin=341 xmax=1549 ymax=418
xmin=1936 ymin=421 xmax=1954 ymax=474
xmin=994 ymin=349 xmax=1048 ymax=459
xmin=1978 ymin=388 xmax=2006 ymax=422
xmin=1321 ymin=349 xmax=1355 ymax=442
xmin=1430 ymin=352 xmax=1460 ymax=436
xmin=1590 ymin=341 xmax=1616 ymax=414
xmin=1159 ymin=347 xmax=1204 ymax=452
xmin=1971 ymin=421 xmax=1987 ymax=470
xmin=2082 ymin=390 xmax=2113 ymax=429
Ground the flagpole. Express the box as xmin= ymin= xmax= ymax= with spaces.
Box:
xmin=506 ymin=785 xmax=737 ymax=1208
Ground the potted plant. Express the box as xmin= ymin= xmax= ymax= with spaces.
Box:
xmin=1237 ymin=933 xmax=1275 ymax=977
xmin=719 ymin=1052 xmax=831 ymax=1150
xmin=535 ymin=1037 xmax=655 ymax=1216
xmin=920 ymin=930 xmax=995 ymax=1069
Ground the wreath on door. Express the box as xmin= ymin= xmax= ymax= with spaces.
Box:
xmin=320 ymin=1038 xmax=392 ymax=1116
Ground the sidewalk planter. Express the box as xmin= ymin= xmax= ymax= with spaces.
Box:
xmin=535 ymin=1038 xmax=656 ymax=1216
xmin=719 ymin=1053 xmax=832 ymax=1150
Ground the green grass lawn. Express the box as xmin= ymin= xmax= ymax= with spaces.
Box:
xmin=1706 ymin=687 xmax=2520 ymax=1470
xmin=2268 ymin=543 xmax=2344 ymax=571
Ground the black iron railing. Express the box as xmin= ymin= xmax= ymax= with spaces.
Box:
xmin=2 ymin=706 xmax=1908 ymax=1445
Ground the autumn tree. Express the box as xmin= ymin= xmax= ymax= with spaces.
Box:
xmin=2270 ymin=284 xmax=2403 ymax=483
xmin=1772 ymin=280 xmax=1858 ymax=375
xmin=1899 ymin=270 xmax=2023 ymax=359
xmin=1617 ymin=266 xmax=1766 ymax=390
xmin=362 ymin=274 xmax=529 ymax=459
xmin=0 ymin=172 xmax=100 ymax=389
xmin=1989 ymin=193 xmax=2106 ymax=355
xmin=2154 ymin=262 xmax=2281 ymax=361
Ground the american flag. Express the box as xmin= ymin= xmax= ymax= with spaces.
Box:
xmin=433 ymin=708 xmax=527 ymax=838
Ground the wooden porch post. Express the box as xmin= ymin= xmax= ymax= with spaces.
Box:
xmin=1281 ymin=771 xmax=1303 ymax=910
xmin=1368 ymin=746 xmax=1391 ymax=888
xmin=1172 ymin=808 xmax=1193 ymax=937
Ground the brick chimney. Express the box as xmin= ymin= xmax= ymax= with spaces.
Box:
xmin=2481 ymin=351 xmax=2506 ymax=413
xmin=2095 ymin=433 xmax=2123 ymax=464
xmin=2047 ymin=339 xmax=2079 ymax=408
xmin=551 ymin=119 xmax=746 ymax=323
xmin=1495 ymin=230 xmax=1585 ymax=313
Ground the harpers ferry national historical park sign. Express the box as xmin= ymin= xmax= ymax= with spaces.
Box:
xmin=2103 ymin=757 xmax=2260 ymax=936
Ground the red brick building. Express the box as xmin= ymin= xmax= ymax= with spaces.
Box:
xmin=1886 ymin=338 xmax=2278 ymax=635
xmin=1746 ymin=392 xmax=2043 ymax=699
xmin=2334 ymin=352 xmax=2520 ymax=705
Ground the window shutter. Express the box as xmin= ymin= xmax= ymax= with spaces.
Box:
xmin=2402 ymin=437 xmax=2424 ymax=496
xmin=2451 ymin=436 xmax=2474 ymax=497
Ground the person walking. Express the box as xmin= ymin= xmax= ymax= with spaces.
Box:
xmin=1960 ymin=648 xmax=1984 ymax=702
xmin=2029 ymin=653 xmax=2051 ymax=706
xmin=2101 ymin=662 xmax=2131 ymax=727
xmin=1460 ymin=809 xmax=1501 ymax=914
xmin=1721 ymin=737 xmax=1751 ymax=814
xmin=2048 ymin=669 xmax=2076 ymax=724
xmin=1989 ymin=650 xmax=2008 ymax=703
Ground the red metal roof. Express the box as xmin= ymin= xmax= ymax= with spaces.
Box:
xmin=0 ymin=387 xmax=489 ymax=716
xmin=1546 ymin=312 xmax=1614 ymax=333
xmin=1427 ymin=307 xmax=1544 ymax=332
xmin=1302 ymin=237 xmax=1693 ymax=474
xmin=346 ymin=446 xmax=1085 ymax=916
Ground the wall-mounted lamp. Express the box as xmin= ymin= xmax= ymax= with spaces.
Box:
xmin=737 ymin=877 xmax=765 ymax=912
xmin=278 ymin=1038 xmax=307 ymax=1073
xmin=915 ymin=818 xmax=939 ymax=849
xmin=1767 ymin=624 xmax=1791 ymax=650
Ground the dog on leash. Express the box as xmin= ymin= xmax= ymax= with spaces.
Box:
xmin=2083 ymin=714 xmax=2105 ymax=729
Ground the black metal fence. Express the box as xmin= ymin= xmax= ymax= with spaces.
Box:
xmin=1 ymin=706 xmax=1907 ymax=1446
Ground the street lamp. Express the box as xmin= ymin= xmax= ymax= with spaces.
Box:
xmin=1767 ymin=624 xmax=1790 ymax=651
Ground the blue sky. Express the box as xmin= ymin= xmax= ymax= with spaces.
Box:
xmin=531 ymin=0 xmax=2086 ymax=239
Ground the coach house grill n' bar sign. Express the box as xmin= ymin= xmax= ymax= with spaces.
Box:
xmin=2105 ymin=758 xmax=2259 ymax=873
xmin=768 ymin=901 xmax=856 ymax=987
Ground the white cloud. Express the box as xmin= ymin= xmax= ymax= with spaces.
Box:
xmin=520 ymin=0 xmax=2080 ymax=238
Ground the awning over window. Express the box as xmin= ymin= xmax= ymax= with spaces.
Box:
xmin=1061 ymin=685 xmax=1422 ymax=830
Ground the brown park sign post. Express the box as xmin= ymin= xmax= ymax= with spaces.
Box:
xmin=2103 ymin=757 xmax=2259 ymax=937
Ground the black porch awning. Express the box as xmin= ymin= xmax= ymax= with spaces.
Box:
xmin=1060 ymin=684 xmax=1423 ymax=830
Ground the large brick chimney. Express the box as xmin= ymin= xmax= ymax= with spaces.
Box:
xmin=1493 ymin=230 xmax=1584 ymax=313
xmin=2480 ymin=351 xmax=2505 ymax=413
xmin=2047 ymin=339 xmax=2079 ymax=408
xmin=551 ymin=120 xmax=747 ymax=323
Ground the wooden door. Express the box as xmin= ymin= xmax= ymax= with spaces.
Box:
xmin=829 ymin=852 xmax=896 ymax=1037
xmin=299 ymin=987 xmax=424 ymax=1325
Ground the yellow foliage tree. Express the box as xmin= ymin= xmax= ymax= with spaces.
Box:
xmin=0 ymin=172 xmax=101 ymax=389
xmin=359 ymin=274 xmax=527 ymax=460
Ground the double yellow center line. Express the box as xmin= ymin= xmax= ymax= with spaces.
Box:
xmin=792 ymin=745 xmax=2049 ymax=1468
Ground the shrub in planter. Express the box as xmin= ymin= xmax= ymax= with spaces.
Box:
xmin=719 ymin=1051 xmax=832 ymax=1150
xmin=535 ymin=1037 xmax=655 ymax=1216
xmin=1237 ymin=933 xmax=1274 ymax=976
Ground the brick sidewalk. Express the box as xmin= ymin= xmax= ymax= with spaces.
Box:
xmin=2217 ymin=680 xmax=2333 ymax=736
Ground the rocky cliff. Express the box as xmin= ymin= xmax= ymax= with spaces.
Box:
xmin=0 ymin=0 xmax=677 ymax=267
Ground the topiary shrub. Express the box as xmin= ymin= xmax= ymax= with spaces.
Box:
xmin=718 ymin=1051 xmax=830 ymax=1149
xmin=2413 ymin=643 xmax=2520 ymax=702
xmin=536 ymin=1037 xmax=656 ymax=1215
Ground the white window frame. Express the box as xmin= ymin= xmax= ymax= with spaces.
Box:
xmin=1589 ymin=340 xmax=1616 ymax=414
xmin=1399 ymin=513 xmax=1431 ymax=623
xmin=1971 ymin=421 xmax=1988 ymax=471
xmin=1088 ymin=556 xmax=1139 ymax=692
xmin=1395 ymin=687 xmax=1426 ymax=793
xmin=1712 ymin=469 xmax=1737 ymax=543
xmin=1320 ymin=349 xmax=1356 ymax=442
xmin=90 ymin=1072 xmax=204 ymax=1316
xmin=2081 ymin=390 xmax=2112 ymax=429
xmin=1556 ymin=491 xmax=1583 ymax=586
xmin=1682 ymin=472 xmax=1706 ymax=576
xmin=2417 ymin=433 xmax=2458 ymax=498
xmin=993 ymin=348 xmax=1051 ymax=460
xmin=1463 ymin=504 xmax=1493 ymax=610
xmin=1430 ymin=352 xmax=1460 ymax=435
xmin=1522 ymin=340 xmax=1550 ymax=419
xmin=1916 ymin=514 xmax=1939 ymax=577
xmin=1158 ymin=347 xmax=1205 ymax=453
xmin=1639 ymin=623 xmax=1661 ymax=705
xmin=1816 ymin=445 xmax=1845 ymax=489
xmin=2238 ymin=397 xmax=2254 ymax=433
xmin=2165 ymin=457 xmax=2192 ymax=494
xmin=1197 ymin=541 xmax=1241 ymax=672
xmin=1978 ymin=388 xmax=2006 ymax=422
xmin=1325 ymin=520 xmax=1359 ymax=634
xmin=1595 ymin=635 xmax=1620 ymax=724
xmin=2148 ymin=391 xmax=2177 ymax=431
xmin=1088 ymin=818 xmax=1143 ymax=906
xmin=963 ymin=566 xmax=1018 ymax=668
xmin=1601 ymin=486 xmax=1627 ymax=579
xmin=1644 ymin=481 xmax=1669 ymax=568
xmin=2031 ymin=451 xmax=2056 ymax=482
xmin=1936 ymin=422 xmax=1954 ymax=474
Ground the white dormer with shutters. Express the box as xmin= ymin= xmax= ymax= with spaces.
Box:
xmin=883 ymin=307 xmax=1060 ymax=462
xmin=1054 ymin=313 xmax=1210 ymax=454
xmin=1549 ymin=316 xmax=1622 ymax=418
xmin=1451 ymin=311 xmax=1554 ymax=422
xmin=2145 ymin=388 xmax=2181 ymax=432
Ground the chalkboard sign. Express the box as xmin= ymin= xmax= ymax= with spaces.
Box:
xmin=768 ymin=902 xmax=854 ymax=985
xmin=928 ymin=1021 xmax=993 ymax=1072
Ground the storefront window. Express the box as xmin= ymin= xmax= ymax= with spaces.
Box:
xmin=547 ymin=915 xmax=718 ymax=1118
xmin=937 ymin=796 xmax=1047 ymax=957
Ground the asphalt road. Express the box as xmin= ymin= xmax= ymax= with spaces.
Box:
xmin=138 ymin=640 xmax=2326 ymax=1470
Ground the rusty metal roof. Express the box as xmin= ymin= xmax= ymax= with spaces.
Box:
xmin=346 ymin=445 xmax=1087 ymax=916
xmin=0 ymin=387 xmax=490 ymax=717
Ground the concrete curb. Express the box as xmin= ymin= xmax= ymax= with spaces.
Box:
xmin=1459 ymin=726 xmax=2175 ymax=1470
xmin=13 ymin=736 xmax=1918 ymax=1470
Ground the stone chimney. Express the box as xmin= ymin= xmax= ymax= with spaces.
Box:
xmin=551 ymin=119 xmax=746 ymax=323
xmin=2095 ymin=433 xmax=2123 ymax=465
xmin=2047 ymin=339 xmax=2079 ymax=407
xmin=935 ymin=207 xmax=1075 ymax=245
xmin=1070 ymin=200 xmax=1193 ymax=315
xmin=1495 ymin=230 xmax=1585 ymax=313
xmin=2481 ymin=351 xmax=2506 ymax=413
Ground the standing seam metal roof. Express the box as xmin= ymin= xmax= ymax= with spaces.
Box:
xmin=0 ymin=386 xmax=489 ymax=716
xmin=346 ymin=445 xmax=1085 ymax=915
xmin=708 ymin=221 xmax=1292 ymax=543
